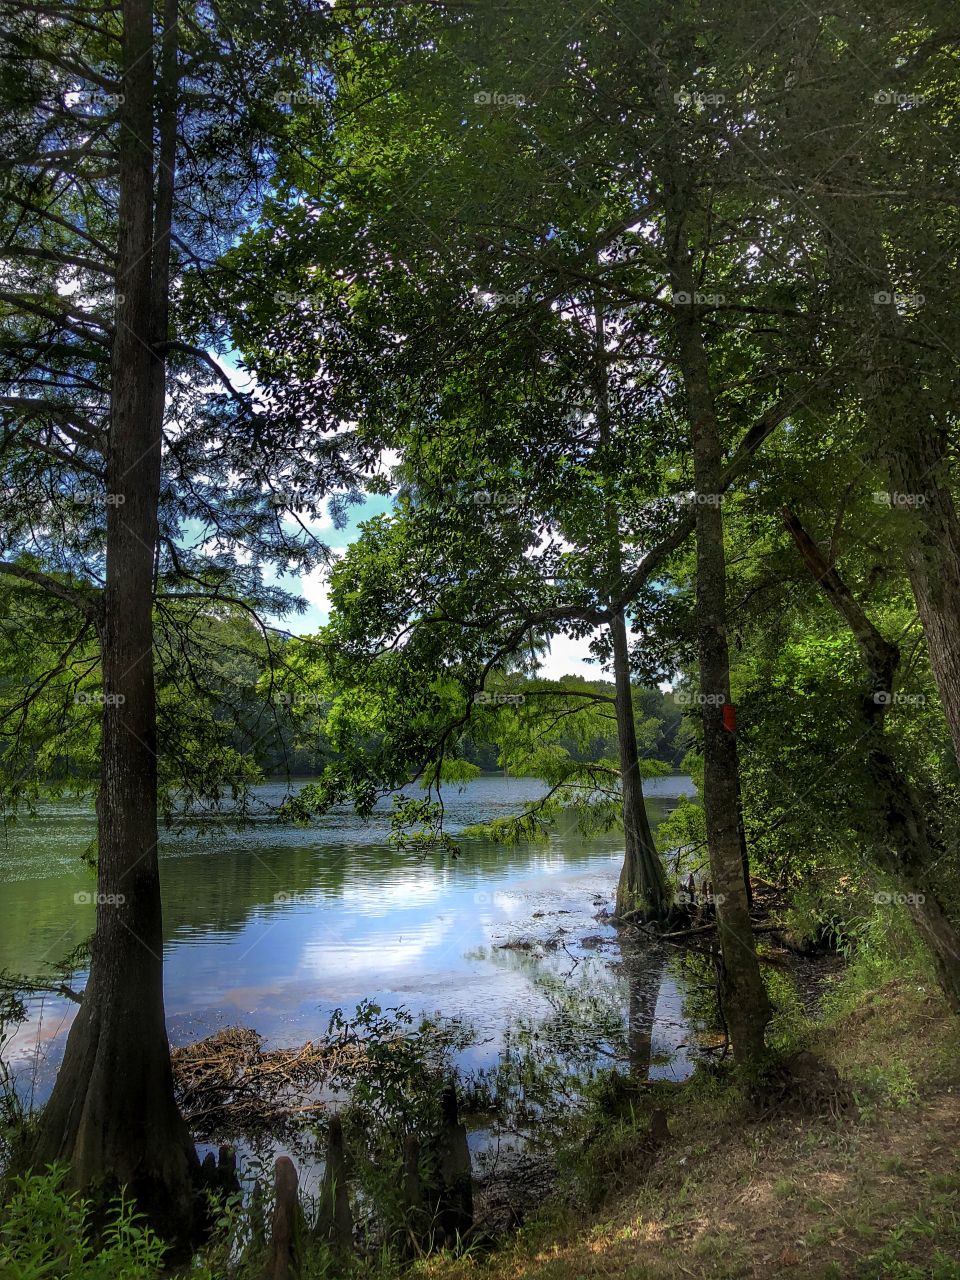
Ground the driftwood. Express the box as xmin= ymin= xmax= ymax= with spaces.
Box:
xmin=314 ymin=1115 xmax=352 ymax=1249
xmin=263 ymin=1156 xmax=305 ymax=1280
xmin=171 ymin=1024 xmax=436 ymax=1141
xmin=170 ymin=1027 xmax=333 ymax=1139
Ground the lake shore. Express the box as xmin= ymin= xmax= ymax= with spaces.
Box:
xmin=373 ymin=977 xmax=960 ymax=1280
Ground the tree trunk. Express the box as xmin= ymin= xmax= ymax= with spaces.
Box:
xmin=29 ymin=0 xmax=198 ymax=1240
xmin=867 ymin=339 xmax=960 ymax=774
xmin=868 ymin=749 xmax=960 ymax=1013
xmin=611 ymin=610 xmax=671 ymax=919
xmin=663 ymin=184 xmax=771 ymax=1065
xmin=818 ymin=190 xmax=960 ymax=772
xmin=784 ymin=508 xmax=960 ymax=1010
xmin=593 ymin=286 xmax=671 ymax=922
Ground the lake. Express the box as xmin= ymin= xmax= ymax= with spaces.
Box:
xmin=0 ymin=774 xmax=699 ymax=1126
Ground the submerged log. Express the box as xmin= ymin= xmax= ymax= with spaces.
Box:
xmin=264 ymin=1156 xmax=304 ymax=1280
xmin=315 ymin=1115 xmax=352 ymax=1249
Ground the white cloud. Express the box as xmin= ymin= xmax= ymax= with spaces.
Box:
xmin=534 ymin=629 xmax=604 ymax=681
xmin=295 ymin=546 xmax=347 ymax=624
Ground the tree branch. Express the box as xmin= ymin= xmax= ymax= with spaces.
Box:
xmin=0 ymin=562 xmax=102 ymax=619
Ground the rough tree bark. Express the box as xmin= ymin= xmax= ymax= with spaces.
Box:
xmin=783 ymin=508 xmax=960 ymax=1011
xmin=28 ymin=0 xmax=199 ymax=1239
xmin=662 ymin=173 xmax=771 ymax=1064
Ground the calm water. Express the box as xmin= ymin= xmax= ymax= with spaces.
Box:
xmin=0 ymin=775 xmax=698 ymax=1111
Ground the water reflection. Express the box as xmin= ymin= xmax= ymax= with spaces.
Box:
xmin=0 ymin=775 xmax=699 ymax=1106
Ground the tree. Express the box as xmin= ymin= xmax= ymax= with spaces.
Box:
xmin=224 ymin=0 xmax=798 ymax=1056
xmin=0 ymin=0 xmax=344 ymax=1235
xmin=783 ymin=507 xmax=960 ymax=1009
xmin=745 ymin=0 xmax=960 ymax=768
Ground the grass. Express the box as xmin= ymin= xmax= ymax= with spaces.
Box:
xmin=394 ymin=973 xmax=960 ymax=1280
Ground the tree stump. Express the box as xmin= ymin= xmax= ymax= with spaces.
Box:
xmin=249 ymin=1176 xmax=268 ymax=1253
xmin=314 ymin=1115 xmax=352 ymax=1250
xmin=263 ymin=1156 xmax=304 ymax=1280
xmin=434 ymin=1082 xmax=473 ymax=1244
xmin=217 ymin=1143 xmax=240 ymax=1194
xmin=649 ymin=1108 xmax=670 ymax=1146
xmin=401 ymin=1132 xmax=430 ymax=1252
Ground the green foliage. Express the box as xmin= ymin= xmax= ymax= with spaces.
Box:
xmin=0 ymin=1167 xmax=169 ymax=1279
xmin=820 ymin=911 xmax=934 ymax=1024
xmin=653 ymin=794 xmax=706 ymax=869
xmin=318 ymin=1002 xmax=471 ymax=1246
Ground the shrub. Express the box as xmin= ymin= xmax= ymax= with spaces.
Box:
xmin=0 ymin=1165 xmax=169 ymax=1279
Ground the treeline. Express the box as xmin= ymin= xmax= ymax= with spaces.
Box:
xmin=458 ymin=680 xmax=686 ymax=773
